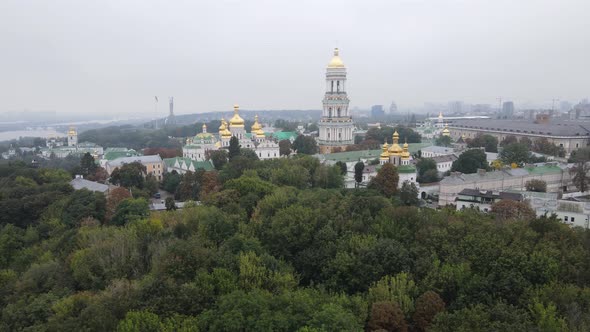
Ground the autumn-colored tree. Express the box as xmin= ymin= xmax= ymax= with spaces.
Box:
xmin=86 ymin=166 xmax=108 ymax=183
xmin=368 ymin=163 xmax=399 ymax=197
xmin=200 ymin=171 xmax=221 ymax=198
xmin=412 ymin=291 xmax=445 ymax=331
xmin=105 ymin=187 xmax=132 ymax=222
xmin=367 ymin=301 xmax=408 ymax=332
xmin=490 ymin=200 xmax=536 ymax=221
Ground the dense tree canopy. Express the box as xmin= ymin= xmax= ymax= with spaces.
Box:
xmin=2 ymin=159 xmax=590 ymax=331
xmin=467 ymin=134 xmax=498 ymax=153
xmin=451 ymin=149 xmax=489 ymax=174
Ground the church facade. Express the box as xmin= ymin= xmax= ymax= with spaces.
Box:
xmin=379 ymin=130 xmax=418 ymax=188
xmin=182 ymin=105 xmax=280 ymax=161
xmin=317 ymin=48 xmax=355 ymax=154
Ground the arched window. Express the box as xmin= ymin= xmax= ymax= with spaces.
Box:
xmin=331 ymin=81 xmax=334 ymax=92
xmin=337 ymin=81 xmax=340 ymax=92
xmin=328 ymin=107 xmax=332 ymax=118
xmin=337 ymin=108 xmax=341 ymax=117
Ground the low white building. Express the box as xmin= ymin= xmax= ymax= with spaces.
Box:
xmin=421 ymin=146 xmax=455 ymax=158
xmin=525 ymin=191 xmax=590 ymax=229
xmin=430 ymin=154 xmax=457 ymax=173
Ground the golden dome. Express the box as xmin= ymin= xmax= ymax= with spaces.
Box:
xmin=68 ymin=126 xmax=77 ymax=136
xmin=229 ymin=104 xmax=244 ymax=127
xmin=219 ymin=118 xmax=232 ymax=138
xmin=401 ymin=141 xmax=410 ymax=159
xmin=380 ymin=141 xmax=390 ymax=160
xmin=388 ymin=130 xmax=403 ymax=155
xmin=442 ymin=125 xmax=450 ymax=137
xmin=251 ymin=115 xmax=262 ymax=132
xmin=327 ymin=48 xmax=345 ymax=68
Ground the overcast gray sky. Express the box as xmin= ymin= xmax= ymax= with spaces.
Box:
xmin=1 ymin=0 xmax=589 ymax=116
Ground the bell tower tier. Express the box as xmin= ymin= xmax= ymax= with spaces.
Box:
xmin=317 ymin=48 xmax=354 ymax=153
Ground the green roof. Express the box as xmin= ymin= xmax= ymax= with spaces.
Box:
xmin=272 ymin=131 xmax=298 ymax=141
xmin=164 ymin=157 xmax=214 ymax=171
xmin=397 ymin=165 xmax=417 ymax=173
xmin=103 ymin=148 xmax=140 ymax=161
xmin=321 ymin=143 xmax=432 ymax=162
xmin=322 ymin=149 xmax=382 ymax=162
xmin=525 ymin=165 xmax=563 ymax=175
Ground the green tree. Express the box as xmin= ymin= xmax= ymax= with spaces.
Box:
xmin=162 ymin=170 xmax=182 ymax=193
xmin=368 ymin=272 xmax=418 ymax=316
xmin=400 ymin=181 xmax=420 ymax=206
xmin=354 ymin=161 xmax=365 ymax=186
xmin=111 ymin=198 xmax=149 ymax=225
xmin=279 ymin=139 xmax=292 ymax=156
xmin=62 ymin=189 xmax=106 ymax=226
xmin=525 ymin=179 xmax=547 ymax=192
xmin=271 ymin=164 xmax=310 ymax=189
xmin=165 ymin=197 xmax=176 ymax=211
xmin=467 ymin=134 xmax=498 ymax=152
xmin=292 ymin=135 xmax=318 ymax=155
xmin=144 ymin=174 xmax=159 ymax=195
xmin=569 ymin=147 xmax=590 ymax=192
xmin=208 ymin=149 xmax=228 ymax=170
xmin=228 ymin=136 xmax=241 ymax=161
xmin=416 ymin=158 xmax=438 ymax=183
xmin=500 ymin=143 xmax=531 ymax=165
xmin=435 ymin=135 xmax=452 ymax=147
xmin=451 ymin=149 xmax=488 ymax=174
xmin=80 ymin=152 xmax=98 ymax=176
xmin=368 ymin=163 xmax=399 ymax=197
xmin=530 ymin=301 xmax=567 ymax=332
xmin=335 ymin=161 xmax=347 ymax=175
xmin=117 ymin=310 xmax=162 ymax=332
xmin=313 ymin=165 xmax=344 ymax=189
xmin=110 ymin=162 xmax=146 ymax=188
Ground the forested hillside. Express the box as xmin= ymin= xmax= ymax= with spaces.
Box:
xmin=1 ymin=156 xmax=590 ymax=331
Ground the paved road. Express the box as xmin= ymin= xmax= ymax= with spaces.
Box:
xmin=150 ymin=189 xmax=173 ymax=205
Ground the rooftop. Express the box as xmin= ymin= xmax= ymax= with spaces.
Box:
xmin=107 ymin=155 xmax=162 ymax=167
xmin=70 ymin=178 xmax=109 ymax=193
xmin=450 ymin=119 xmax=590 ymax=137
xmin=458 ymin=188 xmax=523 ymax=201
xmin=422 ymin=146 xmax=455 ymax=154
xmin=441 ymin=163 xmax=566 ymax=185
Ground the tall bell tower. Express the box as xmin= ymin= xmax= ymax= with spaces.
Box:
xmin=317 ymin=48 xmax=355 ymax=153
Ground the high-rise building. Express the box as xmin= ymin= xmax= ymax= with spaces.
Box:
xmin=371 ymin=105 xmax=385 ymax=118
xmin=317 ymin=48 xmax=355 ymax=154
xmin=502 ymin=101 xmax=514 ymax=118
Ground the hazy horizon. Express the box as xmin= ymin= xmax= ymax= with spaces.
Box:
xmin=1 ymin=0 xmax=589 ymax=116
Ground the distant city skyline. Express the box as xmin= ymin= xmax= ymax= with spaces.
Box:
xmin=1 ymin=0 xmax=589 ymax=116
